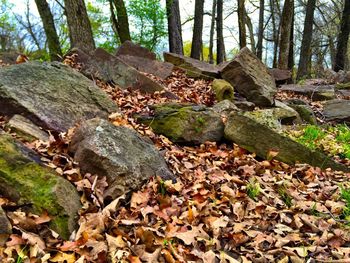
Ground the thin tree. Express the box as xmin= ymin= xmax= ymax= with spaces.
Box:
xmin=191 ymin=0 xmax=204 ymax=60
xmin=334 ymin=0 xmax=350 ymax=72
xmin=63 ymin=0 xmax=95 ymax=52
xmin=166 ymin=0 xmax=183 ymax=54
xmin=237 ymin=0 xmax=246 ymax=48
xmin=109 ymin=0 xmax=131 ymax=43
xmin=217 ymin=0 xmax=225 ymax=64
xmin=278 ymin=0 xmax=293 ymax=69
xmin=256 ymin=0 xmax=264 ymax=59
xmin=209 ymin=0 xmax=216 ymax=64
xmin=297 ymin=0 xmax=316 ymax=80
xmin=288 ymin=7 xmax=294 ymax=70
xmin=34 ymin=0 xmax=62 ymax=61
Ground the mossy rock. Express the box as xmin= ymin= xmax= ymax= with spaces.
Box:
xmin=211 ymin=79 xmax=235 ymax=101
xmin=0 ymin=134 xmax=81 ymax=239
xmin=336 ymin=82 xmax=350 ymax=90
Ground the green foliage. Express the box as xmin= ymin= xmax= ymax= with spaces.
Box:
xmin=183 ymin=41 xmax=217 ymax=62
xmin=0 ymin=0 xmax=20 ymax=51
xmin=127 ymin=0 xmax=167 ymax=52
xmin=340 ymin=185 xmax=350 ymax=220
xmin=295 ymin=125 xmax=326 ymax=150
xmin=246 ymin=179 xmax=261 ymax=201
xmin=278 ymin=185 xmax=293 ymax=207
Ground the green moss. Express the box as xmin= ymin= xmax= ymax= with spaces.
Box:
xmin=336 ymin=83 xmax=350 ymax=90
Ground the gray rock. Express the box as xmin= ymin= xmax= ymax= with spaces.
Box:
xmin=323 ymin=100 xmax=350 ymax=123
xmin=0 ymin=206 xmax=11 ymax=246
xmin=69 ymin=118 xmax=175 ymax=200
xmin=212 ymin=100 xmax=239 ymax=115
xmin=0 ymin=134 xmax=81 ymax=239
xmin=280 ymin=84 xmax=335 ymax=101
xmin=6 ymin=115 xmax=49 ymax=142
xmin=220 ymin=47 xmax=277 ymax=107
xmin=164 ymin=52 xmax=220 ymax=79
xmin=211 ymin=79 xmax=234 ymax=101
xmin=137 ymin=103 xmax=224 ymax=144
xmin=0 ymin=61 xmax=118 ymax=133
xmin=286 ymin=99 xmax=317 ymax=125
xmin=115 ymin=40 xmax=156 ymax=60
xmin=234 ymin=100 xmax=255 ymax=111
xmin=224 ymin=112 xmax=349 ymax=172
xmin=269 ymin=68 xmax=292 ymax=84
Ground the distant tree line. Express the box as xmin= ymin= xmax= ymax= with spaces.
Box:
xmin=0 ymin=0 xmax=349 ymax=80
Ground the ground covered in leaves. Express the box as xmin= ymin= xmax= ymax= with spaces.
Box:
xmin=0 ymin=64 xmax=350 ymax=262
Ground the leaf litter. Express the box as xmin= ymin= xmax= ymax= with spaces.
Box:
xmin=0 ymin=59 xmax=349 ymax=262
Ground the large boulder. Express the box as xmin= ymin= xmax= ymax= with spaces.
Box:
xmin=164 ymin=52 xmax=220 ymax=79
xmin=285 ymin=99 xmax=317 ymax=125
xmin=268 ymin=68 xmax=292 ymax=85
xmin=280 ymin=84 xmax=335 ymax=101
xmin=67 ymin=48 xmax=165 ymax=93
xmin=220 ymin=47 xmax=276 ymax=107
xmin=323 ymin=100 xmax=350 ymax=123
xmin=115 ymin=40 xmax=156 ymax=60
xmin=224 ymin=112 xmax=349 ymax=172
xmin=69 ymin=118 xmax=174 ymax=200
xmin=0 ymin=134 xmax=81 ymax=239
xmin=137 ymin=103 xmax=225 ymax=144
xmin=0 ymin=61 xmax=118 ymax=133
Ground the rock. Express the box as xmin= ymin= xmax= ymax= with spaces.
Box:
xmin=220 ymin=47 xmax=276 ymax=107
xmin=117 ymin=55 xmax=174 ymax=79
xmin=335 ymin=82 xmax=350 ymax=90
xmin=0 ymin=134 xmax=81 ymax=239
xmin=69 ymin=48 xmax=165 ymax=93
xmin=0 ymin=61 xmax=118 ymax=133
xmin=211 ymin=79 xmax=234 ymax=101
xmin=138 ymin=103 xmax=224 ymax=144
xmin=5 ymin=115 xmax=49 ymax=142
xmin=280 ymin=84 xmax=335 ymax=101
xmin=286 ymin=99 xmax=317 ymax=125
xmin=212 ymin=100 xmax=239 ymax=115
xmin=224 ymin=112 xmax=349 ymax=172
xmin=115 ymin=40 xmax=156 ymax=60
xmin=234 ymin=100 xmax=255 ymax=111
xmin=333 ymin=70 xmax=350 ymax=84
xmin=69 ymin=118 xmax=174 ymax=200
xmin=0 ymin=52 xmax=19 ymax=64
xmin=269 ymin=68 xmax=292 ymax=84
xmin=0 ymin=206 xmax=12 ymax=246
xmin=164 ymin=52 xmax=220 ymax=79
xmin=323 ymin=100 xmax=350 ymax=123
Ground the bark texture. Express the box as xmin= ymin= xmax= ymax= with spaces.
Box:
xmin=209 ymin=0 xmax=216 ymax=64
xmin=166 ymin=0 xmax=183 ymax=54
xmin=217 ymin=0 xmax=225 ymax=64
xmin=63 ymin=0 xmax=95 ymax=52
xmin=191 ymin=0 xmax=204 ymax=60
xmin=238 ymin=0 xmax=247 ymax=48
xmin=278 ymin=0 xmax=294 ymax=69
xmin=34 ymin=0 xmax=62 ymax=61
xmin=256 ymin=0 xmax=264 ymax=59
xmin=110 ymin=0 xmax=131 ymax=43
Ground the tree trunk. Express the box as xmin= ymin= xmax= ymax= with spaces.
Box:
xmin=270 ymin=0 xmax=280 ymax=68
xmin=288 ymin=7 xmax=294 ymax=70
xmin=166 ymin=0 xmax=183 ymax=54
xmin=256 ymin=0 xmax=264 ymax=59
xmin=238 ymin=0 xmax=246 ymax=48
xmin=191 ymin=0 xmax=205 ymax=60
xmin=34 ymin=0 xmax=62 ymax=61
xmin=216 ymin=0 xmax=225 ymax=64
xmin=334 ymin=0 xmax=350 ymax=72
xmin=297 ymin=0 xmax=316 ymax=80
xmin=245 ymin=11 xmax=256 ymax=53
xmin=278 ymin=0 xmax=294 ymax=69
xmin=63 ymin=0 xmax=95 ymax=52
xmin=209 ymin=0 xmax=216 ymax=64
xmin=110 ymin=0 xmax=131 ymax=43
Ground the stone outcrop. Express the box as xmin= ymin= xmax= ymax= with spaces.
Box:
xmin=224 ymin=112 xmax=349 ymax=172
xmin=137 ymin=103 xmax=225 ymax=144
xmin=115 ymin=40 xmax=156 ymax=60
xmin=286 ymin=99 xmax=317 ymax=125
xmin=0 ymin=134 xmax=81 ymax=239
xmin=220 ymin=47 xmax=276 ymax=107
xmin=164 ymin=52 xmax=220 ymax=79
xmin=0 ymin=61 xmax=118 ymax=133
xmin=69 ymin=118 xmax=174 ymax=200
xmin=67 ymin=48 xmax=165 ymax=93
xmin=211 ymin=79 xmax=234 ymax=101
xmin=269 ymin=68 xmax=292 ymax=84
xmin=323 ymin=100 xmax=350 ymax=123
xmin=280 ymin=84 xmax=335 ymax=101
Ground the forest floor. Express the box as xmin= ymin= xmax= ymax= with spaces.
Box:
xmin=1 ymin=67 xmax=350 ymax=263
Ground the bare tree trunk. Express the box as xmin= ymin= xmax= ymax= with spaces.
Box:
xmin=245 ymin=11 xmax=256 ymax=53
xmin=34 ymin=0 xmax=62 ymax=61
xmin=270 ymin=0 xmax=280 ymax=68
xmin=238 ymin=0 xmax=246 ymax=48
xmin=297 ymin=0 xmax=316 ymax=80
xmin=209 ymin=0 xmax=216 ymax=64
xmin=257 ymin=0 xmax=265 ymax=59
xmin=217 ymin=0 xmax=225 ymax=64
xmin=334 ymin=0 xmax=350 ymax=72
xmin=288 ymin=7 xmax=294 ymax=70
xmin=191 ymin=0 xmax=205 ymax=59
xmin=166 ymin=0 xmax=183 ymax=54
xmin=278 ymin=0 xmax=294 ymax=69
xmin=63 ymin=0 xmax=95 ymax=52
xmin=110 ymin=0 xmax=131 ymax=43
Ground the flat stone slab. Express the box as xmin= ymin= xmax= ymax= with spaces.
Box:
xmin=115 ymin=40 xmax=156 ymax=60
xmin=224 ymin=112 xmax=349 ymax=172
xmin=280 ymin=84 xmax=335 ymax=101
xmin=164 ymin=52 xmax=220 ymax=78
xmin=0 ymin=61 xmax=118 ymax=132
xmin=323 ymin=100 xmax=350 ymax=122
